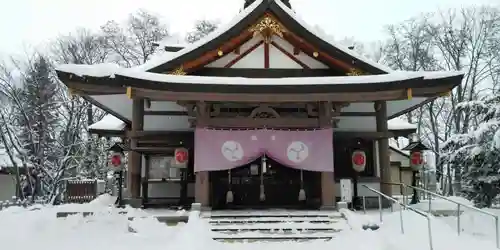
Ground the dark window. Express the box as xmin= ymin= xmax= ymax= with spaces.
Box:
xmin=334 ymin=137 xmax=375 ymax=179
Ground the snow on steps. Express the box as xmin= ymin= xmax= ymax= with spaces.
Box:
xmin=204 ymin=210 xmax=348 ymax=242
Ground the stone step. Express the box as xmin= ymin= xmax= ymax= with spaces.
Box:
xmin=207 ymin=210 xmax=345 ymax=243
xmin=213 ymin=235 xmax=334 ymax=242
xmin=211 ymin=221 xmax=341 ymax=229
xmin=212 ymin=228 xmax=341 ymax=234
xmin=210 ymin=219 xmax=338 ymax=224
xmin=208 ymin=214 xmax=332 ymax=219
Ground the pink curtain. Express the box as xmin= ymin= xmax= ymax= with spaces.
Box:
xmin=194 ymin=128 xmax=333 ymax=172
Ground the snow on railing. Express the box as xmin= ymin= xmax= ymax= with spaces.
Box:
xmin=362 ymin=185 xmax=434 ymax=250
xmin=382 ymin=182 xmax=500 ymax=249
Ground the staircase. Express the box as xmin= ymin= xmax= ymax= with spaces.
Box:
xmin=203 ymin=210 xmax=347 ymax=242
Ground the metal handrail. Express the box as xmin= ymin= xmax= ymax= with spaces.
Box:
xmin=361 ymin=184 xmax=434 ymax=250
xmin=383 ymin=182 xmax=500 ymax=249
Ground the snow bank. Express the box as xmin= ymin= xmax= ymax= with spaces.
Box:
xmin=359 ymin=209 xmax=498 ymax=250
xmin=411 ymin=196 xmax=473 ymax=212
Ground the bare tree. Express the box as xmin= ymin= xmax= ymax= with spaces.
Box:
xmin=428 ymin=6 xmax=500 ymax=194
xmin=101 ymin=9 xmax=169 ymax=67
xmin=186 ymin=19 xmax=219 ymax=43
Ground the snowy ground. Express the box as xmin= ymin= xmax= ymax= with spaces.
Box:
xmin=0 ymin=194 xmax=499 ymax=250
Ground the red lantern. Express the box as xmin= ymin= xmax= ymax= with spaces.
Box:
xmin=410 ymin=151 xmax=423 ymax=171
xmin=175 ymin=148 xmax=188 ymax=165
xmin=352 ymin=150 xmax=366 ymax=172
xmin=109 ymin=152 xmax=124 ymax=170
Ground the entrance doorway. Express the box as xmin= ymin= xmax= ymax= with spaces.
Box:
xmin=210 ymin=156 xmax=321 ymax=209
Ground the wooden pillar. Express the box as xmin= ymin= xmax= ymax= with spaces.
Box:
xmin=319 ymin=102 xmax=335 ymax=209
xmin=142 ymin=155 xmax=150 ymax=205
xmin=375 ymin=101 xmax=392 ymax=197
xmin=195 ymin=171 xmax=210 ymax=206
xmin=194 ymin=101 xmax=210 ymax=207
xmin=128 ymin=98 xmax=144 ymax=199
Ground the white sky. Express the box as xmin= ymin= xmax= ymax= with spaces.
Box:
xmin=0 ymin=0 xmax=496 ymax=58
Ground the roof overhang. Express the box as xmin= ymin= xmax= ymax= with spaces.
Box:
xmin=57 ymin=69 xmax=462 ymax=103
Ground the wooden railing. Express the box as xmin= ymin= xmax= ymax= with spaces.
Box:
xmin=65 ymin=180 xmax=98 ymax=203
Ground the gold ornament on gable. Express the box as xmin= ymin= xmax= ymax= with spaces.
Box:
xmin=168 ymin=66 xmax=187 ymax=75
xmin=347 ymin=68 xmax=364 ymax=76
xmin=248 ymin=15 xmax=287 ymax=43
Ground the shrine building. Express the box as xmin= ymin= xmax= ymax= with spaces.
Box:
xmin=55 ymin=0 xmax=463 ymax=210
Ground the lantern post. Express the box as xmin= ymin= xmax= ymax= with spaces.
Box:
xmin=351 ymin=140 xmax=367 ymax=210
xmin=108 ymin=143 xmax=126 ymax=207
xmin=401 ymin=137 xmax=429 ymax=205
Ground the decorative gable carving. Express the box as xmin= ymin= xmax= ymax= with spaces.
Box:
xmin=248 ymin=15 xmax=287 ymax=42
xmin=168 ymin=66 xmax=187 ymax=75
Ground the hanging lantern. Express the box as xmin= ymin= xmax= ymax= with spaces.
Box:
xmin=109 ymin=152 xmax=125 ymax=171
xmin=174 ymin=148 xmax=189 ymax=167
xmin=352 ymin=150 xmax=366 ymax=172
xmin=410 ymin=151 xmax=424 ymax=171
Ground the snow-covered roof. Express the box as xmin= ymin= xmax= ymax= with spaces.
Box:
xmin=88 ymin=114 xmax=126 ymax=131
xmin=134 ymin=0 xmax=393 ymax=73
xmin=117 ymin=70 xmax=422 ymax=86
xmin=137 ymin=0 xmax=264 ymax=72
xmin=388 ymin=117 xmax=417 ymax=131
xmin=390 ymin=137 xmax=410 ymax=156
xmin=56 ymin=62 xmax=462 ymax=87
xmin=56 ymin=63 xmax=120 ymax=78
xmin=152 ymin=34 xmax=187 ymax=50
xmin=273 ymin=0 xmax=393 ymax=73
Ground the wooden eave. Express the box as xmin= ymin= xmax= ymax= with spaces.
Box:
xmin=145 ymin=0 xmax=388 ymax=75
xmin=88 ymin=128 xmax=127 ymax=137
xmin=57 ymin=72 xmax=132 ymax=125
xmin=116 ymin=74 xmax=459 ymax=94
xmin=57 ymin=68 xmax=461 ymax=103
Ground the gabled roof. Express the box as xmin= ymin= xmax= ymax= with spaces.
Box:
xmin=143 ymin=0 xmax=392 ymax=74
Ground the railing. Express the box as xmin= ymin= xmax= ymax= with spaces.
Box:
xmin=383 ymin=182 xmax=500 ymax=249
xmin=361 ymin=184 xmax=434 ymax=250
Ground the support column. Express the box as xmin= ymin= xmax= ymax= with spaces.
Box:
xmin=128 ymin=98 xmax=144 ymax=200
xmin=321 ymin=172 xmax=335 ymax=209
xmin=375 ymin=101 xmax=392 ymax=197
xmin=320 ymin=103 xmax=335 ymax=209
xmin=195 ymin=171 xmax=209 ymax=207
xmin=194 ymin=101 xmax=210 ymax=208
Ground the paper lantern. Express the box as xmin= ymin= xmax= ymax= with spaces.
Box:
xmin=175 ymin=148 xmax=189 ymax=165
xmin=352 ymin=150 xmax=366 ymax=172
xmin=410 ymin=151 xmax=423 ymax=171
xmin=109 ymin=152 xmax=124 ymax=170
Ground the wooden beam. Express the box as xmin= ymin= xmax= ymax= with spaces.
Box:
xmin=270 ymin=41 xmax=310 ymax=69
xmin=264 ymin=40 xmax=270 ymax=68
xmin=333 ymin=131 xmax=395 ymax=139
xmin=195 ymin=68 xmax=342 ymax=77
xmin=194 ymin=117 xmax=321 ymax=128
xmin=128 ymin=87 xmax=409 ymax=103
xmin=181 ymin=30 xmax=253 ymax=73
xmin=224 ymin=40 xmax=263 ymax=68
xmin=340 ymin=112 xmax=375 ymax=117
xmin=67 ymin=82 xmax=124 ymax=95
xmin=282 ymin=32 xmax=353 ymax=72
xmin=130 ymin=147 xmax=176 ymax=154
xmin=318 ymin=101 xmax=332 ymax=127
xmin=144 ymin=110 xmax=189 ymax=116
